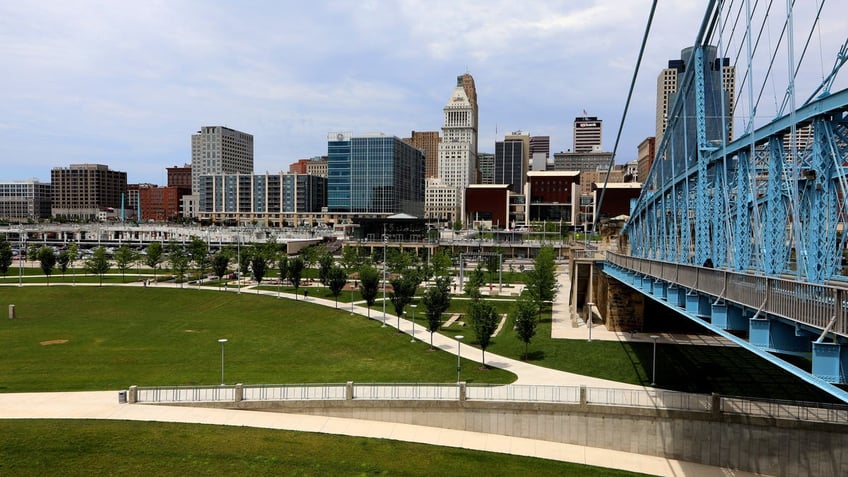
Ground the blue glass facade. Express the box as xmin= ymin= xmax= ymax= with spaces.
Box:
xmin=328 ymin=135 xmax=424 ymax=216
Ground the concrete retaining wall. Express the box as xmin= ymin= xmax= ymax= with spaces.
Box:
xmin=168 ymin=399 xmax=848 ymax=476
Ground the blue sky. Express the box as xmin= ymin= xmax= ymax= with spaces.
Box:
xmin=1 ymin=1 xmax=844 ymax=184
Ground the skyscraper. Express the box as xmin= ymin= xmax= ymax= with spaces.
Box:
xmin=436 ymin=74 xmax=478 ymax=223
xmin=191 ymin=126 xmax=254 ymax=194
xmin=327 ymin=132 xmax=424 ymax=216
xmin=655 ymin=46 xmax=735 ymax=148
xmin=403 ymin=131 xmax=441 ymax=178
xmin=50 ymin=164 xmax=127 ymax=220
xmin=495 ymin=131 xmax=530 ymax=194
xmin=573 ymin=116 xmax=602 ymax=153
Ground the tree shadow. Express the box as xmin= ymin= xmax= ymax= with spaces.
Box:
xmin=523 ymin=350 xmax=546 ymax=361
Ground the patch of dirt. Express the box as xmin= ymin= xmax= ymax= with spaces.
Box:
xmin=40 ymin=339 xmax=68 ymax=346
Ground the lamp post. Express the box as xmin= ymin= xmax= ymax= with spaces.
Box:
xmin=455 ymin=335 xmax=464 ymax=382
xmin=650 ymin=335 xmax=659 ymax=386
xmin=236 ymin=229 xmax=241 ymax=295
xmin=218 ymin=338 xmax=228 ymax=385
xmin=350 ymin=286 xmax=355 ymax=315
xmin=382 ymin=232 xmax=387 ymax=327
xmin=410 ymin=304 xmax=417 ymax=343
xmin=18 ymin=231 xmax=24 ymax=287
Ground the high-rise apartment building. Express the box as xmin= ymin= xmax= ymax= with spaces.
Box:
xmin=327 ymin=132 xmax=424 ymax=216
xmin=0 ymin=180 xmax=52 ymax=221
xmin=573 ymin=116 xmax=602 ymax=153
xmin=190 ymin=126 xmax=254 ymax=194
xmin=50 ymin=164 xmax=127 ymax=220
xmin=403 ymin=131 xmax=441 ymax=178
xmin=655 ymin=46 xmax=735 ymax=148
xmin=435 ymin=75 xmax=478 ymax=223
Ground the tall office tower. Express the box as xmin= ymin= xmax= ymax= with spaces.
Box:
xmin=573 ymin=116 xmax=603 ymax=152
xmin=190 ymin=126 xmax=254 ymax=194
xmin=495 ymin=132 xmax=530 ymax=194
xmin=656 ymin=46 xmax=735 ymax=148
xmin=436 ymin=75 xmax=478 ymax=223
xmin=477 ymin=153 xmax=495 ymax=184
xmin=460 ymin=73 xmax=479 ymax=170
xmin=0 ymin=180 xmax=52 ymax=221
xmin=327 ymin=132 xmax=424 ymax=216
xmin=403 ymin=131 xmax=441 ymax=178
xmin=50 ymin=164 xmax=127 ymax=220
xmin=656 ymin=46 xmax=735 ymax=182
xmin=529 ymin=135 xmax=550 ymax=159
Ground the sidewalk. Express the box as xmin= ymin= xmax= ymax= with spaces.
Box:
xmin=0 ymin=391 xmax=768 ymax=477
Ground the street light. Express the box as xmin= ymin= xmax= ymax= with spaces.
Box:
xmin=350 ymin=285 xmax=355 ymax=315
xmin=410 ymin=304 xmax=417 ymax=343
xmin=455 ymin=335 xmax=464 ymax=382
xmin=218 ymin=338 xmax=228 ymax=385
xmin=382 ymin=233 xmax=387 ymax=327
xmin=650 ymin=335 xmax=659 ymax=386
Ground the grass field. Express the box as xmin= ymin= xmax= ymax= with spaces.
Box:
xmin=0 ymin=286 xmax=514 ymax=392
xmin=0 ymin=420 xmax=649 ymax=477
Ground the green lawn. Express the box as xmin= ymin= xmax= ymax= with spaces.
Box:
xmin=0 ymin=286 xmax=514 ymax=392
xmin=0 ymin=420 xmax=649 ymax=477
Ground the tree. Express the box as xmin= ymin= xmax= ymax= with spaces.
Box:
xmin=251 ymin=254 xmax=267 ymax=285
xmin=146 ymin=242 xmax=163 ymax=282
xmin=340 ymin=245 xmax=362 ymax=274
xmin=525 ymin=246 xmax=558 ymax=319
xmin=57 ymin=250 xmax=70 ymax=277
xmin=37 ymin=246 xmax=56 ymax=286
xmin=113 ymin=245 xmax=136 ymax=282
xmin=422 ymin=276 xmax=451 ymax=349
xmin=389 ymin=274 xmax=419 ymax=331
xmin=188 ymin=236 xmax=210 ymax=281
xmin=239 ymin=247 xmax=253 ymax=280
xmin=512 ymin=295 xmax=539 ymax=360
xmin=85 ymin=246 xmax=110 ymax=286
xmin=468 ymin=299 xmax=499 ymax=368
xmin=358 ymin=264 xmax=380 ymax=318
xmin=464 ymin=263 xmax=486 ymax=300
xmin=429 ymin=249 xmax=452 ymax=278
xmin=0 ymin=237 xmax=13 ymax=277
xmin=168 ymin=242 xmax=189 ymax=288
xmin=212 ymin=253 xmax=230 ymax=280
xmin=485 ymin=253 xmax=501 ymax=285
xmin=287 ymin=256 xmax=305 ymax=299
xmin=67 ymin=242 xmax=79 ymax=285
xmin=277 ymin=255 xmax=289 ymax=286
xmin=318 ymin=251 xmax=334 ymax=286
xmin=326 ymin=265 xmax=348 ymax=308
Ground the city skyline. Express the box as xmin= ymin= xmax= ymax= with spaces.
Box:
xmin=2 ymin=1 xmax=844 ymax=185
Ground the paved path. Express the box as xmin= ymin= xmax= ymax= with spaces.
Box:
xmin=0 ymin=391 xmax=767 ymax=477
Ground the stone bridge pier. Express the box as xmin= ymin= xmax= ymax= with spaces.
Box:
xmin=570 ymin=259 xmax=644 ymax=332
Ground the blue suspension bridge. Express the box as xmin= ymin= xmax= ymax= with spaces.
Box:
xmin=602 ymin=1 xmax=848 ymax=402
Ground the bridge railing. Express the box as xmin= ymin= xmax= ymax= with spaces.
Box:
xmin=131 ymin=383 xmax=848 ymax=424
xmin=606 ymin=252 xmax=848 ymax=338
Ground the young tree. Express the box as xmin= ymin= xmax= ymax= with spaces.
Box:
xmin=525 ymin=246 xmax=558 ymax=319
xmin=0 ymin=237 xmax=13 ymax=277
xmin=512 ymin=295 xmax=539 ymax=360
xmin=188 ymin=236 xmax=210 ymax=280
xmin=429 ymin=249 xmax=452 ymax=278
xmin=37 ymin=246 xmax=56 ymax=286
xmin=277 ymin=255 xmax=289 ymax=285
xmin=85 ymin=246 xmax=110 ymax=286
xmin=251 ymin=254 xmax=267 ymax=286
xmin=239 ymin=246 xmax=253 ymax=279
xmin=340 ymin=245 xmax=362 ymax=274
xmin=212 ymin=253 xmax=230 ymax=280
xmin=146 ymin=241 xmax=163 ymax=282
xmin=67 ymin=242 xmax=79 ymax=285
xmin=389 ymin=274 xmax=419 ymax=332
xmin=168 ymin=242 xmax=190 ymax=288
xmin=358 ymin=264 xmax=380 ymax=318
xmin=326 ymin=265 xmax=348 ymax=309
xmin=464 ymin=263 xmax=486 ymax=300
xmin=57 ymin=249 xmax=70 ymax=277
xmin=113 ymin=245 xmax=136 ymax=283
xmin=287 ymin=256 xmax=305 ymax=299
xmin=485 ymin=253 xmax=501 ymax=285
xmin=468 ymin=299 xmax=499 ymax=368
xmin=422 ymin=276 xmax=452 ymax=349
xmin=318 ymin=251 xmax=334 ymax=286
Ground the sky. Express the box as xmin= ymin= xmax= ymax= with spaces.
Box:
xmin=1 ymin=1 xmax=845 ymax=185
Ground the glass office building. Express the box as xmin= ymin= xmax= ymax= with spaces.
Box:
xmin=327 ymin=133 xmax=424 ymax=216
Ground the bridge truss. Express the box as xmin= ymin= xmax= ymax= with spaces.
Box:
xmin=617 ymin=1 xmax=848 ymax=400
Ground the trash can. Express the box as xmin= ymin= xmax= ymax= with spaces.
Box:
xmin=8 ymin=304 xmax=15 ymax=320
xmin=118 ymin=390 xmax=127 ymax=404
